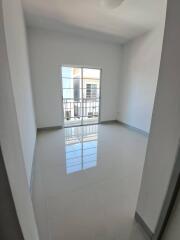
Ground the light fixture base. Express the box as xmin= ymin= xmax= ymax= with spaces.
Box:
xmin=100 ymin=0 xmax=125 ymax=9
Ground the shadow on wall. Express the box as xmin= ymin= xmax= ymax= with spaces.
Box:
xmin=0 ymin=147 xmax=24 ymax=240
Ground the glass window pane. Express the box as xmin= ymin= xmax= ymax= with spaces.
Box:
xmin=63 ymin=89 xmax=74 ymax=99
xmin=83 ymin=68 xmax=100 ymax=79
xmin=62 ymin=66 xmax=82 ymax=78
xmin=72 ymin=68 xmax=81 ymax=79
xmin=61 ymin=66 xmax=100 ymax=127
xmin=62 ymin=67 xmax=73 ymax=78
xmin=62 ymin=77 xmax=73 ymax=89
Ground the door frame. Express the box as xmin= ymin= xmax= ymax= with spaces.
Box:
xmin=152 ymin=142 xmax=180 ymax=240
xmin=61 ymin=64 xmax=102 ymax=128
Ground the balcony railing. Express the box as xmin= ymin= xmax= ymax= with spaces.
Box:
xmin=63 ymin=98 xmax=99 ymax=126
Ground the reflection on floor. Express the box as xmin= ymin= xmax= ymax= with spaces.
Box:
xmin=32 ymin=124 xmax=149 ymax=240
xmin=65 ymin=125 xmax=98 ymax=174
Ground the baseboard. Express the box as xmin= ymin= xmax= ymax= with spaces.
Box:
xmin=37 ymin=125 xmax=63 ymax=132
xmin=135 ymin=212 xmax=153 ymax=239
xmin=100 ymin=120 xmax=118 ymax=124
xmin=100 ymin=120 xmax=149 ymax=136
xmin=117 ymin=121 xmax=149 ymax=137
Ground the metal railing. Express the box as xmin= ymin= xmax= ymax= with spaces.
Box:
xmin=63 ymin=98 xmax=100 ymax=123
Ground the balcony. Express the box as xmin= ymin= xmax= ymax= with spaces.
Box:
xmin=63 ymin=98 xmax=100 ymax=127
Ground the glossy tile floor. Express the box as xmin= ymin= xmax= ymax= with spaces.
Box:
xmin=32 ymin=124 xmax=149 ymax=240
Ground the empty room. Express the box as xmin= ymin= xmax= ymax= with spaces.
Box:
xmin=2 ymin=1 xmax=180 ymax=240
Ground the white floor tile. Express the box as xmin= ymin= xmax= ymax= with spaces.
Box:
xmin=32 ymin=124 xmax=148 ymax=240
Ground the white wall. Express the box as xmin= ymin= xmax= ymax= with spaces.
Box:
xmin=2 ymin=0 xmax=37 ymax=185
xmin=136 ymin=0 xmax=180 ymax=233
xmin=0 ymin=0 xmax=39 ymax=240
xmin=117 ymin=6 xmax=166 ymax=133
xmin=27 ymin=27 xmax=122 ymax=128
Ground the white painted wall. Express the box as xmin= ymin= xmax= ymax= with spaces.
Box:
xmin=136 ymin=0 xmax=180 ymax=233
xmin=2 ymin=0 xmax=37 ymax=185
xmin=117 ymin=4 xmax=166 ymax=133
xmin=27 ymin=27 xmax=122 ymax=128
xmin=0 ymin=0 xmax=39 ymax=239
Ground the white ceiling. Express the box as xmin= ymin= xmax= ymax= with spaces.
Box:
xmin=22 ymin=0 xmax=166 ymax=43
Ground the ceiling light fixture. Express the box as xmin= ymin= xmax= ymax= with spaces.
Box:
xmin=100 ymin=0 xmax=125 ymax=9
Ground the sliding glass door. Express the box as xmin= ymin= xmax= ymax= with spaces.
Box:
xmin=61 ymin=66 xmax=101 ymax=127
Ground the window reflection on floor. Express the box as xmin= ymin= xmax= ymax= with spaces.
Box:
xmin=65 ymin=125 xmax=98 ymax=174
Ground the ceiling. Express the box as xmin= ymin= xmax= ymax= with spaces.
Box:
xmin=22 ymin=0 xmax=167 ymax=43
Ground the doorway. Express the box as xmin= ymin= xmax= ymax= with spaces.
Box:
xmin=61 ymin=66 xmax=101 ymax=127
